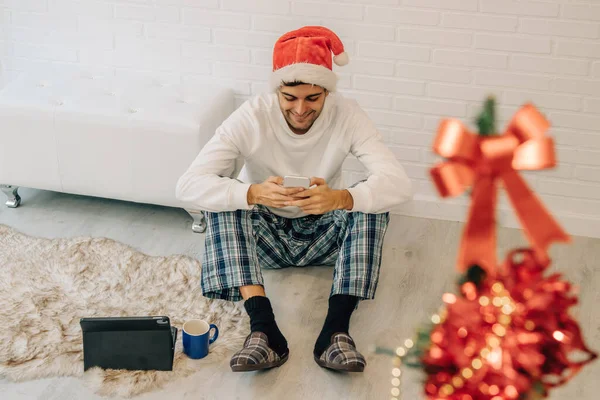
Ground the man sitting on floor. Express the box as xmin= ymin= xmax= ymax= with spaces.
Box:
xmin=176 ymin=26 xmax=412 ymax=373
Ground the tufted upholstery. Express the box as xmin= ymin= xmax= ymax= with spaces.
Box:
xmin=0 ymin=70 xmax=236 ymax=212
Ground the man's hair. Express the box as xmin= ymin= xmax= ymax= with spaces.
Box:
xmin=279 ymin=81 xmax=327 ymax=92
xmin=281 ymin=80 xmax=308 ymax=87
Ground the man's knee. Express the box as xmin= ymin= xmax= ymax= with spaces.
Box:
xmin=346 ymin=211 xmax=390 ymax=227
xmin=204 ymin=209 xmax=254 ymax=234
xmin=204 ymin=209 xmax=250 ymax=222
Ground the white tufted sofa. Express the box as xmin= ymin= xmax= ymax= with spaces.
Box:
xmin=0 ymin=69 xmax=236 ymax=233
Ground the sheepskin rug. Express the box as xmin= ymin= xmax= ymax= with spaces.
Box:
xmin=0 ymin=224 xmax=249 ymax=398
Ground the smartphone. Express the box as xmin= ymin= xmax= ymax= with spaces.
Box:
xmin=283 ymin=175 xmax=311 ymax=189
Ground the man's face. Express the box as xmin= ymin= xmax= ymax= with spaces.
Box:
xmin=277 ymin=84 xmax=328 ymax=135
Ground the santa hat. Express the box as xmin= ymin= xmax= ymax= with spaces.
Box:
xmin=270 ymin=26 xmax=349 ymax=92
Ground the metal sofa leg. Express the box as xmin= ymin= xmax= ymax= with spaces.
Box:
xmin=186 ymin=210 xmax=206 ymax=233
xmin=1 ymin=185 xmax=21 ymax=208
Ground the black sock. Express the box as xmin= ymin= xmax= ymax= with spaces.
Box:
xmin=313 ymin=294 xmax=359 ymax=357
xmin=244 ymin=296 xmax=288 ymax=357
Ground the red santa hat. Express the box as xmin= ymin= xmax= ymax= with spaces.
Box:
xmin=270 ymin=26 xmax=349 ymax=92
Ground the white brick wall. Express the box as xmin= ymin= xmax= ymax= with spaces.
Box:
xmin=1 ymin=0 xmax=599 ymax=238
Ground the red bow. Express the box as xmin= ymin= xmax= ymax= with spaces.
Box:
xmin=430 ymin=104 xmax=570 ymax=275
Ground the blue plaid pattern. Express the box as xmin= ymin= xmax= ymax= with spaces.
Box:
xmin=201 ymin=205 xmax=390 ymax=302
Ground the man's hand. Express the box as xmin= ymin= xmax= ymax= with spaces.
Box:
xmin=247 ymin=176 xmax=306 ymax=208
xmin=284 ymin=177 xmax=353 ymax=215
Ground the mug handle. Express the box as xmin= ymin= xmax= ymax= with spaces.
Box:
xmin=209 ymin=324 xmax=219 ymax=344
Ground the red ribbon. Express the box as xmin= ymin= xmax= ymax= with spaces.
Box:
xmin=430 ymin=104 xmax=571 ymax=274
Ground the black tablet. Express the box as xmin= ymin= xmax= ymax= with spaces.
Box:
xmin=80 ymin=316 xmax=177 ymax=371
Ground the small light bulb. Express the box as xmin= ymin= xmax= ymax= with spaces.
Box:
xmin=440 ymin=384 xmax=454 ymax=396
xmin=443 ymin=293 xmax=457 ymax=304
xmin=452 ymin=376 xmax=464 ymax=388
xmin=525 ymin=320 xmax=536 ymax=331
xmin=553 ymin=331 xmax=565 ymax=342
xmin=505 ymin=385 xmax=519 ymax=398
xmin=492 ymin=324 xmax=506 ymax=337
xmin=492 ymin=282 xmax=504 ymax=293
xmin=501 ymin=304 xmax=513 ymax=315
xmin=488 ymin=337 xmax=500 ymax=348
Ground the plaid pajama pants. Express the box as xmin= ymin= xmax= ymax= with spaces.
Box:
xmin=201 ymin=205 xmax=390 ymax=303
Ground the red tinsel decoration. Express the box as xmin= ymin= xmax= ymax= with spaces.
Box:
xmin=421 ymin=249 xmax=597 ymax=400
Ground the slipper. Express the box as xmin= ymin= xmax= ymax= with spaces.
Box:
xmin=230 ymin=331 xmax=289 ymax=372
xmin=314 ymin=332 xmax=366 ymax=372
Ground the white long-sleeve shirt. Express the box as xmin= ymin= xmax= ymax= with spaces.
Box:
xmin=175 ymin=92 xmax=412 ymax=218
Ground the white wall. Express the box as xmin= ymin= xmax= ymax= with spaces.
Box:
xmin=1 ymin=0 xmax=600 ymax=238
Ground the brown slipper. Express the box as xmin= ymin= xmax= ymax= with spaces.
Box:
xmin=314 ymin=332 xmax=366 ymax=372
xmin=230 ymin=332 xmax=289 ymax=372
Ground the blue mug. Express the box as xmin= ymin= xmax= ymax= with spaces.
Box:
xmin=182 ymin=319 xmax=219 ymax=359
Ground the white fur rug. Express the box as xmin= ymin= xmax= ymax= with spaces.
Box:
xmin=0 ymin=224 xmax=249 ymax=398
